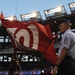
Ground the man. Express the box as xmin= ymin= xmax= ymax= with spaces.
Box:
xmin=52 ymin=18 xmax=75 ymax=75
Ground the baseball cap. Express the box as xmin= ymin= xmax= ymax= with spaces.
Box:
xmin=56 ymin=18 xmax=71 ymax=25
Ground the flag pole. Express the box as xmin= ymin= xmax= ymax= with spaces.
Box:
xmin=8 ymin=50 xmax=22 ymax=75
xmin=42 ymin=38 xmax=54 ymax=56
xmin=14 ymin=50 xmax=22 ymax=74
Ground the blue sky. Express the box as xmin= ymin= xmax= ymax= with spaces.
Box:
xmin=0 ymin=0 xmax=75 ymax=20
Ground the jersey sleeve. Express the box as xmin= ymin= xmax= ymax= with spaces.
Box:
xmin=62 ymin=33 xmax=71 ymax=50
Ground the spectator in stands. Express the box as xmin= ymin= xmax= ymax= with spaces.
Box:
xmin=52 ymin=18 xmax=75 ymax=75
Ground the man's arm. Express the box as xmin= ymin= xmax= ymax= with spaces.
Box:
xmin=56 ymin=47 xmax=68 ymax=65
xmin=52 ymin=47 xmax=68 ymax=75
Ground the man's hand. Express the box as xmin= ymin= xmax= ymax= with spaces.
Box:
xmin=51 ymin=66 xmax=58 ymax=75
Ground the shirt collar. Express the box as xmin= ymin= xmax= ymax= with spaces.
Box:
xmin=64 ymin=29 xmax=71 ymax=33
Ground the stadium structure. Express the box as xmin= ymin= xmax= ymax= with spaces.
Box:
xmin=0 ymin=2 xmax=75 ymax=75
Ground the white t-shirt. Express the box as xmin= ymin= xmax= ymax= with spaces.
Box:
xmin=58 ymin=29 xmax=75 ymax=59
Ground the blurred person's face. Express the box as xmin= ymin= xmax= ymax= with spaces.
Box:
xmin=59 ymin=22 xmax=69 ymax=34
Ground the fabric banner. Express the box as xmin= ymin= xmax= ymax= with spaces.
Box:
xmin=0 ymin=11 xmax=4 ymax=19
xmin=1 ymin=19 xmax=57 ymax=64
